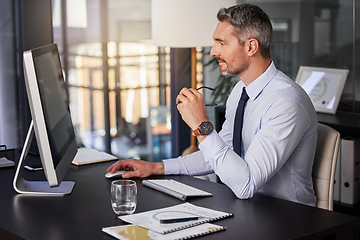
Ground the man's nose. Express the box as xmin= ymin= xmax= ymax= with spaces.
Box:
xmin=210 ymin=44 xmax=217 ymax=57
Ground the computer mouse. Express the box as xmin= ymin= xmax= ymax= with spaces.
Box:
xmin=105 ymin=170 xmax=126 ymax=179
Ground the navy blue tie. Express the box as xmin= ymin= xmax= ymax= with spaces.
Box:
xmin=233 ymin=87 xmax=249 ymax=156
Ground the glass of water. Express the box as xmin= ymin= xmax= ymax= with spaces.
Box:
xmin=111 ymin=180 xmax=137 ymax=215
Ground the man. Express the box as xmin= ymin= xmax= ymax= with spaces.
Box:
xmin=108 ymin=4 xmax=317 ymax=206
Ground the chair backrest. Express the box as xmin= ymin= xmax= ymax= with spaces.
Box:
xmin=313 ymin=123 xmax=340 ymax=211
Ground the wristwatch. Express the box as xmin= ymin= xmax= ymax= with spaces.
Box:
xmin=193 ymin=122 xmax=214 ymax=137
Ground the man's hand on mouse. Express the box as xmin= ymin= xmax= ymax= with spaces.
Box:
xmin=107 ymin=159 xmax=164 ymax=178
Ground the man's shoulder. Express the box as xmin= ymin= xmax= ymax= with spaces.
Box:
xmin=261 ymin=74 xmax=317 ymax=118
xmin=269 ymin=71 xmax=310 ymax=102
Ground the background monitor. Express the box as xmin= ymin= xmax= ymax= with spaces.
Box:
xmin=295 ymin=66 xmax=349 ymax=114
xmin=13 ymin=43 xmax=77 ymax=195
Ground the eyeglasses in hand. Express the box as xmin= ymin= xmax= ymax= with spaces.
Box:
xmin=196 ymin=86 xmax=217 ymax=107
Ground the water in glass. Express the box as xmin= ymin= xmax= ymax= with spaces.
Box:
xmin=111 ymin=180 xmax=137 ymax=215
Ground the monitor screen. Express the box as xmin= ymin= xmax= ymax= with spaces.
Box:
xmin=32 ymin=45 xmax=75 ymax=168
xmin=295 ymin=66 xmax=349 ymax=114
xmin=14 ymin=43 xmax=77 ymax=195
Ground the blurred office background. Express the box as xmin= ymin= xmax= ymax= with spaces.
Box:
xmin=0 ymin=0 xmax=359 ymax=162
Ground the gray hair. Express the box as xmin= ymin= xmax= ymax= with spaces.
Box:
xmin=217 ymin=4 xmax=273 ymax=58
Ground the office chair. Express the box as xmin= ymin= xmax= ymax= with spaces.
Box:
xmin=312 ymin=123 xmax=340 ymax=211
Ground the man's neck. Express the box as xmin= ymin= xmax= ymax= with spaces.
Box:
xmin=240 ymin=58 xmax=271 ymax=86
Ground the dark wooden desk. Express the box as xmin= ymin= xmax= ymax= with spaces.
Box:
xmin=317 ymin=111 xmax=360 ymax=134
xmin=1 ymin=161 xmax=360 ymax=240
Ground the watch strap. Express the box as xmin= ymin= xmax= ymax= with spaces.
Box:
xmin=192 ymin=128 xmax=201 ymax=137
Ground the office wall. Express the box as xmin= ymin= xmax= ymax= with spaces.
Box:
xmin=0 ymin=0 xmax=53 ymax=149
xmin=18 ymin=0 xmax=53 ymax=148
xmin=0 ymin=0 xmax=18 ymax=149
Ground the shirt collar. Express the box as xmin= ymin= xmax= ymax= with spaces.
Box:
xmin=245 ymin=61 xmax=278 ymax=101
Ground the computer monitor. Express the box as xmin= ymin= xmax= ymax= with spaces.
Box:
xmin=13 ymin=43 xmax=77 ymax=195
xmin=295 ymin=66 xmax=348 ymax=114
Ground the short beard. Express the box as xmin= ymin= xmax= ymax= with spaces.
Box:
xmin=220 ymin=65 xmax=246 ymax=77
xmin=220 ymin=71 xmax=235 ymax=77
xmin=218 ymin=58 xmax=248 ymax=77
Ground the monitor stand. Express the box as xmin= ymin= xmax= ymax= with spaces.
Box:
xmin=13 ymin=121 xmax=75 ymax=195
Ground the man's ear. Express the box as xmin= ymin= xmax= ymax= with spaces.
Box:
xmin=246 ymin=38 xmax=259 ymax=57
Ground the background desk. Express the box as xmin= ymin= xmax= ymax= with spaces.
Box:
xmin=1 ymin=161 xmax=360 ymax=240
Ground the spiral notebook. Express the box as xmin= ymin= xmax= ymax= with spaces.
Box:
xmin=102 ymin=223 xmax=225 ymax=240
xmin=118 ymin=202 xmax=233 ymax=234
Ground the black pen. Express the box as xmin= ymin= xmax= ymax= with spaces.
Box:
xmin=160 ymin=216 xmax=200 ymax=224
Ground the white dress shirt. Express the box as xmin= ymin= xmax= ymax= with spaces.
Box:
xmin=163 ymin=62 xmax=317 ymax=206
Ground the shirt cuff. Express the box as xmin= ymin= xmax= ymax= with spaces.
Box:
xmin=162 ymin=158 xmax=181 ymax=175
xmin=198 ymin=131 xmax=226 ymax=165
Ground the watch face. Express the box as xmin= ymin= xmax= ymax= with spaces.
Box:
xmin=199 ymin=122 xmax=214 ymax=135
